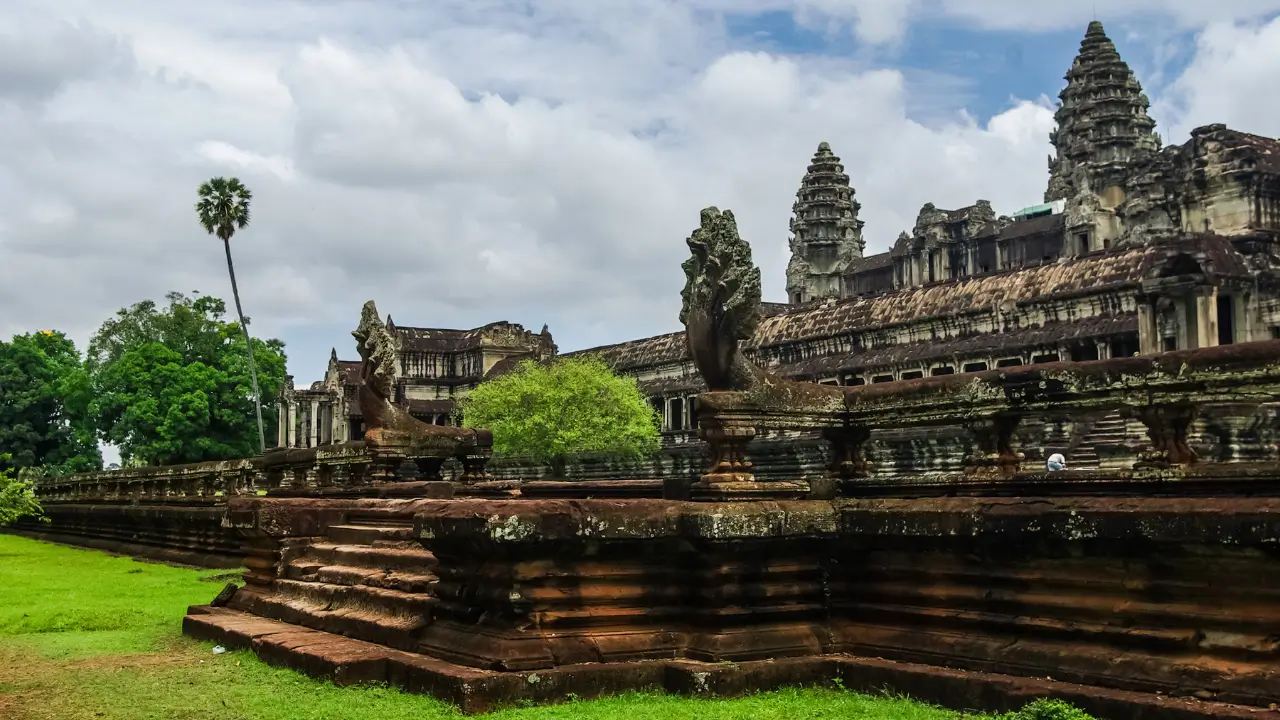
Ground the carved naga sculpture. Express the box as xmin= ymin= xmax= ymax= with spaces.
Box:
xmin=679 ymin=207 xmax=767 ymax=392
xmin=678 ymin=209 xmax=846 ymax=491
xmin=352 ymin=301 xmax=491 ymax=481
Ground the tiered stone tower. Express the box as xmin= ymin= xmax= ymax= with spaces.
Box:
xmin=786 ymin=142 xmax=866 ymax=305
xmin=1045 ymin=20 xmax=1160 ymax=203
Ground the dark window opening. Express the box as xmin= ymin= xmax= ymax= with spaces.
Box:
xmin=872 ymin=374 xmax=895 ymax=384
xmin=931 ymin=366 xmax=955 ymax=376
xmin=1162 ymin=336 xmax=1177 ymax=352
xmin=349 ymin=419 xmax=364 ymax=441
xmin=1076 ymin=232 xmax=1089 ymax=255
xmin=1271 ymin=327 xmax=1280 ymax=340
xmin=1217 ymin=294 xmax=1235 ymax=345
xmin=901 ymin=370 xmax=924 ymax=380
xmin=669 ymin=399 xmax=684 ymax=431
xmin=962 ymin=362 xmax=988 ymax=373
xmin=1111 ymin=334 xmax=1139 ymax=357
xmin=996 ymin=358 xmax=1023 ymax=368
xmin=1032 ymin=353 xmax=1060 ymax=364
xmin=1068 ymin=343 xmax=1100 ymax=362
xmin=846 ymin=376 xmax=866 ymax=386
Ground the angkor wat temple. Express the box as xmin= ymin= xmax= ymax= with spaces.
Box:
xmin=279 ymin=21 xmax=1280 ymax=472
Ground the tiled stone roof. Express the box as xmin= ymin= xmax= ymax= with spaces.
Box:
xmin=573 ymin=235 xmax=1248 ymax=374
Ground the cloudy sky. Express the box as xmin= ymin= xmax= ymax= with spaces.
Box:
xmin=3 ymin=1 xmax=1280 ymax=389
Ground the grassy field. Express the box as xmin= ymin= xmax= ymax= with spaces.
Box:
xmin=0 ymin=534 xmax=1068 ymax=720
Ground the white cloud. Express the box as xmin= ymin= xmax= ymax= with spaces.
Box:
xmin=197 ymin=141 xmax=297 ymax=182
xmin=1152 ymin=16 xmax=1280 ymax=140
xmin=0 ymin=0 xmax=1274 ymax=390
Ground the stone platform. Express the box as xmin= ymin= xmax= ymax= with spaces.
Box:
xmin=186 ymin=606 xmax=1267 ymax=718
xmin=183 ymin=492 xmax=1280 ymax=716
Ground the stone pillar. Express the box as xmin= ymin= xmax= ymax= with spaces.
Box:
xmin=1194 ymin=288 xmax=1218 ymax=349
xmin=1234 ymin=293 xmax=1255 ymax=342
xmin=1137 ymin=300 xmax=1159 ymax=355
xmin=286 ymin=402 xmax=297 ymax=448
xmin=276 ymin=402 xmax=287 ymax=447
xmin=1095 ymin=340 xmax=1111 ymax=360
xmin=310 ymin=400 xmax=321 ymax=447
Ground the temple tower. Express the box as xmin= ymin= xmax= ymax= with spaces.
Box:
xmin=786 ymin=142 xmax=866 ymax=305
xmin=1045 ymin=21 xmax=1160 ymax=203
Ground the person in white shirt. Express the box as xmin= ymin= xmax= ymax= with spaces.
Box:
xmin=1046 ymin=453 xmax=1066 ymax=472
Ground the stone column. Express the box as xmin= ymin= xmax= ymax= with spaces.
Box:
xmin=1095 ymin=340 xmax=1111 ymax=360
xmin=1194 ymin=288 xmax=1218 ymax=349
xmin=275 ymin=402 xmax=287 ymax=447
xmin=1137 ymin=300 xmax=1159 ymax=355
xmin=310 ymin=400 xmax=321 ymax=447
xmin=285 ymin=402 xmax=297 ymax=448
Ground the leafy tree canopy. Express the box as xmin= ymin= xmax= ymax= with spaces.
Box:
xmin=0 ymin=331 xmax=101 ymax=475
xmin=86 ymin=292 xmax=287 ymax=466
xmin=0 ymin=454 xmax=44 ymax=526
xmin=459 ymin=356 xmax=660 ymax=472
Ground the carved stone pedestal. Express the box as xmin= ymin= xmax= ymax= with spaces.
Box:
xmin=1131 ymin=403 xmax=1199 ymax=470
xmin=962 ymin=414 xmax=1024 ymax=477
xmin=688 ymin=420 xmax=806 ymax=500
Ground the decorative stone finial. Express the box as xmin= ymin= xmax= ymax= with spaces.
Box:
xmin=680 ymin=207 xmax=765 ymax=391
xmin=352 ymin=301 xmax=399 ymax=402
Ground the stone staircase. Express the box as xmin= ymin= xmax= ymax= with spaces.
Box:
xmin=230 ymin=514 xmax=438 ymax=651
xmin=1040 ymin=411 xmax=1136 ymax=469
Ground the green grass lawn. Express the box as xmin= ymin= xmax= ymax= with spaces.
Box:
xmin=0 ymin=534 xmax=1074 ymax=720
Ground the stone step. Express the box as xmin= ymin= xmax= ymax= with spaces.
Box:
xmin=229 ymin=578 xmax=435 ymax=651
xmin=302 ymin=543 xmax=437 ymax=574
xmin=326 ymin=523 xmax=414 ymax=545
xmin=283 ymin=561 xmax=436 ymax=594
xmin=185 ymin=605 xmax=1278 ymax=717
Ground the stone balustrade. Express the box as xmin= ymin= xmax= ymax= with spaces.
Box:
xmin=687 ymin=339 xmax=1280 ymax=500
xmin=33 ymin=436 xmax=496 ymax=506
xmin=17 ymin=436 xmax=494 ymax=567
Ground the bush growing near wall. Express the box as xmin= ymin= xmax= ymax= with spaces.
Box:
xmin=998 ymin=698 xmax=1095 ymax=720
xmin=0 ymin=454 xmax=44 ymax=526
xmin=459 ymin=356 xmax=661 ymax=477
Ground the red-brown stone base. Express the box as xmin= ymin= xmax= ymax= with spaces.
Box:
xmin=183 ymin=605 xmax=1269 ymax=718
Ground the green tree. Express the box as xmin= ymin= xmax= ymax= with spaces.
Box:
xmin=0 ymin=455 xmax=44 ymax=526
xmin=86 ymin=293 xmax=287 ymax=466
xmin=195 ymin=176 xmax=266 ymax=454
xmin=458 ymin=356 xmax=661 ymax=476
xmin=0 ymin=331 xmax=101 ymax=475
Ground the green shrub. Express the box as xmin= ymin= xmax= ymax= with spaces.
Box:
xmin=1001 ymin=698 xmax=1096 ymax=720
xmin=0 ymin=455 xmax=45 ymax=526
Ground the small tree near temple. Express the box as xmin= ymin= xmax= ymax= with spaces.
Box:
xmin=0 ymin=454 xmax=44 ymax=526
xmin=458 ymin=357 xmax=661 ymax=477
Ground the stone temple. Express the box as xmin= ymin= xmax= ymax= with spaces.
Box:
xmin=22 ymin=22 xmax=1280 ymax=719
xmin=279 ymin=21 xmax=1280 ymax=453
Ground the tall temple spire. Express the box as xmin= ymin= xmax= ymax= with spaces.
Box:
xmin=1045 ymin=20 xmax=1160 ymax=202
xmin=785 ymin=141 xmax=866 ymax=305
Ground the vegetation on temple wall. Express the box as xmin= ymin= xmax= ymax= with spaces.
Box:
xmin=196 ymin=175 xmax=268 ymax=455
xmin=459 ymin=356 xmax=660 ymax=475
xmin=995 ymin=699 xmax=1095 ymax=720
xmin=0 ymin=331 xmax=101 ymax=475
xmin=85 ymin=292 xmax=287 ymax=466
xmin=0 ymin=455 xmax=44 ymax=525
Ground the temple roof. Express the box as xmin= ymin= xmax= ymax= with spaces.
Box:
xmin=572 ymin=235 xmax=1249 ymax=373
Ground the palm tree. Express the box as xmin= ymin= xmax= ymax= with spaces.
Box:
xmin=195 ymin=177 xmax=265 ymax=455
